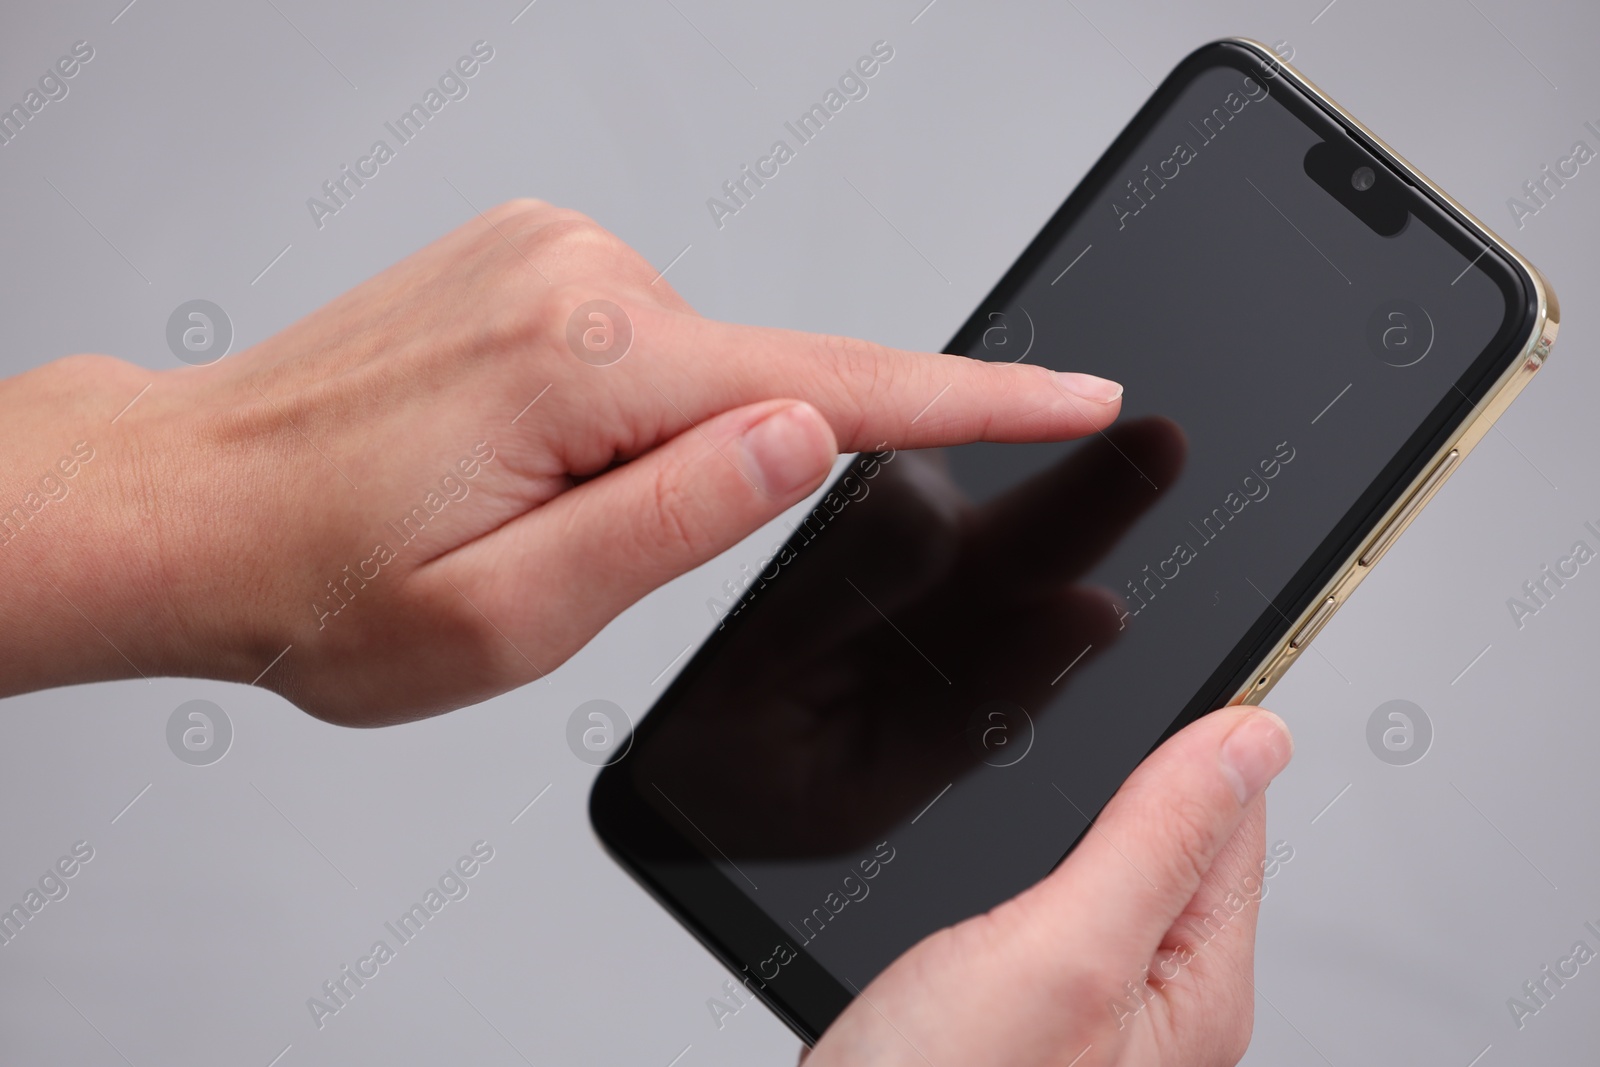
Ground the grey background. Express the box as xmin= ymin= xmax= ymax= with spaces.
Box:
xmin=0 ymin=0 xmax=1594 ymax=1064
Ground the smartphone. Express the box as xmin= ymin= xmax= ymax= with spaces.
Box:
xmin=590 ymin=38 xmax=1558 ymax=1043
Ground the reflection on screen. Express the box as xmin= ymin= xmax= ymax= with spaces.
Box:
xmin=628 ymin=57 xmax=1513 ymax=992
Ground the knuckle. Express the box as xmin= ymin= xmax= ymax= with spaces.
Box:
xmin=54 ymin=351 xmax=111 ymax=373
xmin=905 ymin=921 xmax=967 ymax=968
xmin=641 ymin=463 xmax=715 ymax=561
xmin=1040 ymin=950 xmax=1120 ymax=1009
xmin=534 ymin=215 xmax=620 ymax=259
xmin=820 ymin=332 xmax=888 ymax=385
xmin=504 ymin=196 xmax=552 ymax=215
xmin=508 ymin=283 xmax=608 ymax=355
xmin=815 ymin=332 xmax=892 ymax=436
xmin=940 ymin=907 xmax=1009 ymax=962
xmin=475 ymin=199 xmax=556 ymax=250
xmin=1064 ymin=962 xmax=1125 ymax=1013
xmin=485 ymin=198 xmax=592 ymax=234
xmin=964 ymin=895 xmax=1117 ymax=1007
xmin=898 ymin=922 xmax=999 ymax=998
xmin=484 ymin=197 xmax=551 ymax=224
xmin=55 ymin=352 xmax=136 ymax=385
xmin=1143 ymin=787 xmax=1225 ymax=889
xmin=480 ymin=202 xmax=611 ymax=261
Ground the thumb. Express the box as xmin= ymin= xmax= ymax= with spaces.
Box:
xmin=1002 ymin=706 xmax=1293 ymax=984
xmin=450 ymin=398 xmax=838 ymax=661
xmin=806 ymin=708 xmax=1291 ymax=1067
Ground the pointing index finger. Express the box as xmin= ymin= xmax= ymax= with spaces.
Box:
xmin=626 ymin=304 xmax=1124 ymax=453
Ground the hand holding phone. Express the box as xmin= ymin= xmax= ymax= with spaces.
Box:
xmin=805 ymin=706 xmax=1292 ymax=1067
xmin=593 ymin=38 xmax=1557 ymax=1045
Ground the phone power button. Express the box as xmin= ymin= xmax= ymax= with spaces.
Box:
xmin=1359 ymin=449 xmax=1461 ymax=568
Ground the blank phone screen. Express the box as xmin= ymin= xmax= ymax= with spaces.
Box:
xmin=600 ymin=43 xmax=1531 ymax=1010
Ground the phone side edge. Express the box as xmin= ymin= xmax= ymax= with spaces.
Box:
xmin=1221 ymin=37 xmax=1560 ymax=705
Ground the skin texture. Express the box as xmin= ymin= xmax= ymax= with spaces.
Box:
xmin=0 ymin=200 xmax=1292 ymax=1062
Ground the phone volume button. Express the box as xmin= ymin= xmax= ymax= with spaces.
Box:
xmin=1359 ymin=449 xmax=1461 ymax=568
xmin=1289 ymin=596 xmax=1338 ymax=651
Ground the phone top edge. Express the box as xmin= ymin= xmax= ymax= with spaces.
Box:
xmin=1221 ymin=37 xmax=1558 ymax=347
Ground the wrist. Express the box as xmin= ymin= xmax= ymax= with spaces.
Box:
xmin=0 ymin=354 xmax=284 ymax=696
xmin=0 ymin=355 xmax=145 ymax=693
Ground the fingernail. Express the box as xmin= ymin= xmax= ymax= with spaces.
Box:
xmin=1055 ymin=371 xmax=1124 ymax=404
xmin=742 ymin=403 xmax=832 ymax=498
xmin=1219 ymin=709 xmax=1294 ymax=805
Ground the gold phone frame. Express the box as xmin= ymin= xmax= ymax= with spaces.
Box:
xmin=1223 ymin=38 xmax=1560 ymax=705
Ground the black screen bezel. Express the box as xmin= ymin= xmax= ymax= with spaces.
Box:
xmin=590 ymin=38 xmax=1539 ymax=1044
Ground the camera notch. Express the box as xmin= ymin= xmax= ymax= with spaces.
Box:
xmin=1304 ymin=140 xmax=1410 ymax=236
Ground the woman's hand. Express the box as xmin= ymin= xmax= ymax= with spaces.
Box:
xmin=0 ymin=199 xmax=1123 ymax=724
xmin=806 ymin=705 xmax=1293 ymax=1067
